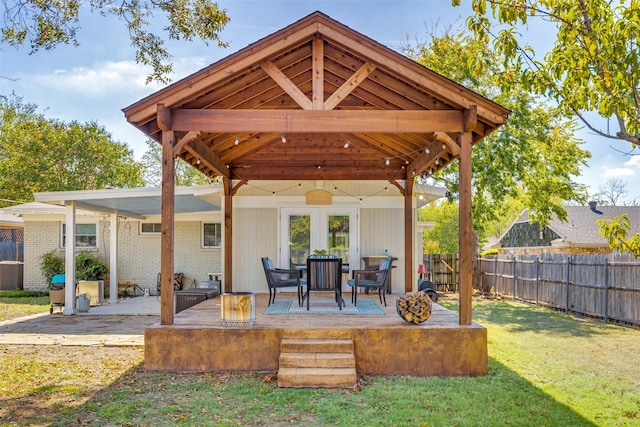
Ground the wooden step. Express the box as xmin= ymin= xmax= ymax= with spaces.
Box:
xmin=282 ymin=329 xmax=352 ymax=340
xmin=278 ymin=336 xmax=357 ymax=388
xmin=280 ymin=338 xmax=353 ymax=353
xmin=279 ymin=352 xmax=355 ymax=369
xmin=277 ymin=367 xmax=357 ymax=388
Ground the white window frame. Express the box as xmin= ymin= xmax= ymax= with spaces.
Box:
xmin=202 ymin=222 xmax=222 ymax=248
xmin=140 ymin=222 xmax=162 ymax=235
xmin=61 ymin=222 xmax=98 ymax=248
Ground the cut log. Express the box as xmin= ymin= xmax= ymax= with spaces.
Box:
xmin=395 ymin=291 xmax=432 ymax=324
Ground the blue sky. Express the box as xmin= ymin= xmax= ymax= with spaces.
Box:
xmin=1 ymin=0 xmax=638 ymax=201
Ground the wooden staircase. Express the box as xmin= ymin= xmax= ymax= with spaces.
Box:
xmin=278 ymin=330 xmax=357 ymax=388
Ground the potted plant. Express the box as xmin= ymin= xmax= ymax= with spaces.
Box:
xmin=40 ymin=250 xmax=65 ymax=306
xmin=75 ymin=251 xmax=108 ymax=305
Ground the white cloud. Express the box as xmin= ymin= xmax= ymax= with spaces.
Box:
xmin=625 ymin=155 xmax=640 ymax=168
xmin=603 ymin=168 xmax=635 ymax=177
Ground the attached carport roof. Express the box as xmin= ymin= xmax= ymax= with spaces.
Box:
xmin=33 ymin=186 xmax=221 ymax=219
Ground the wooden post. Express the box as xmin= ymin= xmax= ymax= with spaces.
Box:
xmin=223 ymin=180 xmax=233 ymax=293
xmin=161 ymin=129 xmax=175 ymax=325
xmin=458 ymin=131 xmax=473 ymax=325
xmin=404 ymin=178 xmax=414 ymax=293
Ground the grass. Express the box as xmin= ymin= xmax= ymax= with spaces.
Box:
xmin=0 ymin=296 xmax=638 ymax=426
xmin=0 ymin=290 xmax=49 ymax=321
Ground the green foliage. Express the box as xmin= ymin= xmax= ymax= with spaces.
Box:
xmin=1 ymin=0 xmax=230 ymax=84
xmin=39 ymin=250 xmax=108 ymax=284
xmin=597 ymin=212 xmax=640 ymax=257
xmin=74 ymin=251 xmax=108 ymax=280
xmin=406 ymin=29 xmax=590 ymax=232
xmin=140 ymin=139 xmax=211 ymax=186
xmin=0 ymin=94 xmax=144 ymax=203
xmin=39 ymin=250 xmax=65 ymax=286
xmin=454 ymin=0 xmax=640 ymax=148
xmin=418 ymin=201 xmax=460 ymax=253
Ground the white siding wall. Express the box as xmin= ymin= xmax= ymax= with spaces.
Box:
xmin=232 ymin=207 xmax=277 ymax=293
xmin=360 ymin=208 xmax=406 ymax=293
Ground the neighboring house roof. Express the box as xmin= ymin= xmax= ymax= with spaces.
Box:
xmin=0 ymin=210 xmax=24 ymax=227
xmin=500 ymin=203 xmax=640 ymax=249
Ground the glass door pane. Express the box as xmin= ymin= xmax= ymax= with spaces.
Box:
xmin=327 ymin=215 xmax=349 ymax=264
xmin=288 ymin=214 xmax=310 ymax=270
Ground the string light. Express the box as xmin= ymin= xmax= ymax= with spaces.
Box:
xmin=385 ymin=157 xmax=390 ymax=165
xmin=425 ymin=147 xmax=430 ymax=154
xmin=281 ymin=135 xmax=287 ymax=143
xmin=344 ymin=140 xmax=350 ymax=148
xmin=196 ymin=158 xmax=201 ymax=165
xmin=234 ymin=137 xmax=240 ymax=146
xmin=435 ymin=158 xmax=440 ymax=166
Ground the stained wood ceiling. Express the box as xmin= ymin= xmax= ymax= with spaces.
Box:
xmin=123 ymin=12 xmax=509 ymax=183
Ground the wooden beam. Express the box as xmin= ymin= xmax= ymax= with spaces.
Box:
xmin=312 ymin=37 xmax=324 ymax=110
xmin=173 ymin=131 xmax=201 ymax=157
xmin=404 ymin=178 xmax=414 ymax=293
xmin=406 ymin=139 xmax=444 ymax=176
xmin=183 ymin=138 xmax=230 ymax=179
xmin=433 ymin=132 xmax=460 ymax=157
xmin=261 ymin=61 xmax=313 ymax=110
xmin=160 ymin=130 xmax=175 ymax=325
xmin=229 ymin=166 xmax=407 ymax=181
xmin=458 ymin=131 xmax=473 ymax=325
xmin=389 ymin=179 xmax=405 ymax=196
xmin=464 ymin=105 xmax=478 ymax=132
xmin=324 ymin=61 xmax=376 ymax=110
xmin=157 ymin=103 xmax=171 ymax=131
xmin=170 ymin=109 xmax=465 ymax=133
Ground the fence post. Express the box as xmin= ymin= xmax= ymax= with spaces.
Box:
xmin=604 ymin=258 xmax=609 ymax=323
xmin=494 ymin=256 xmax=498 ymax=297
xmin=535 ymin=256 xmax=540 ymax=306
xmin=565 ymin=256 xmax=571 ymax=314
xmin=512 ymin=255 xmax=517 ymax=300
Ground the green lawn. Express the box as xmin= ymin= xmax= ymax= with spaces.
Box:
xmin=0 ymin=296 xmax=638 ymax=426
xmin=0 ymin=290 xmax=49 ymax=321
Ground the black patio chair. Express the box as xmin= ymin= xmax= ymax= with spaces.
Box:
xmin=261 ymin=257 xmax=304 ymax=306
xmin=347 ymin=257 xmax=392 ymax=306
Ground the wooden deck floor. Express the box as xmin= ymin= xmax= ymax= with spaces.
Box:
xmin=144 ymin=293 xmax=488 ymax=376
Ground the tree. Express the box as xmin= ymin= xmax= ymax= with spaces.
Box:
xmin=406 ymin=29 xmax=590 ymax=240
xmin=598 ymin=212 xmax=640 ymax=257
xmin=0 ymin=94 xmax=144 ymax=205
xmin=597 ymin=177 xmax=629 ymax=206
xmin=453 ymin=0 xmax=639 ymax=148
xmin=140 ymin=139 xmax=211 ymax=186
xmin=418 ymin=200 xmax=460 ymax=254
xmin=1 ymin=0 xmax=230 ymax=83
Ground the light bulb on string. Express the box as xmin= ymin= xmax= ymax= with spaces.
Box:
xmin=385 ymin=157 xmax=390 ymax=166
xmin=234 ymin=137 xmax=240 ymax=146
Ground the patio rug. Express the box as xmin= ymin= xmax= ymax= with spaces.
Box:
xmin=263 ymin=298 xmax=385 ymax=315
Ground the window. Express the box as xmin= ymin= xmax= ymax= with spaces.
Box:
xmin=140 ymin=223 xmax=162 ymax=234
xmin=203 ymin=223 xmax=222 ymax=248
xmin=62 ymin=223 xmax=97 ymax=248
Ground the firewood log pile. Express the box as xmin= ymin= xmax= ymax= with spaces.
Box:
xmin=396 ymin=291 xmax=432 ymax=324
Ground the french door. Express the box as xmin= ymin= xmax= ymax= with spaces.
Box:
xmin=279 ymin=206 xmax=358 ymax=275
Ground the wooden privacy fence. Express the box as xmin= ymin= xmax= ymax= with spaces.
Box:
xmin=479 ymin=253 xmax=640 ymax=328
xmin=422 ymin=253 xmax=458 ymax=293
xmin=0 ymin=228 xmax=23 ymax=262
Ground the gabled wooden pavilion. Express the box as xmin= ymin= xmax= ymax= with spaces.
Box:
xmin=123 ymin=12 xmax=508 ymax=376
